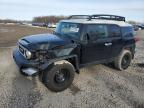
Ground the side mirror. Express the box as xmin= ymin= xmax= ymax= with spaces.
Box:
xmin=83 ymin=33 xmax=90 ymax=42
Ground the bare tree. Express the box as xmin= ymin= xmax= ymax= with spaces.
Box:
xmin=32 ymin=16 xmax=68 ymax=23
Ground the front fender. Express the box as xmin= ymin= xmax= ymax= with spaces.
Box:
xmin=41 ymin=55 xmax=79 ymax=73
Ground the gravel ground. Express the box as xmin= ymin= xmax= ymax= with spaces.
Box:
xmin=0 ymin=30 xmax=144 ymax=108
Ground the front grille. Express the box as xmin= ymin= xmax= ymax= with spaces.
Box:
xmin=19 ymin=44 xmax=26 ymax=58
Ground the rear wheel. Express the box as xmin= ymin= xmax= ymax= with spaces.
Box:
xmin=42 ymin=60 xmax=75 ymax=92
xmin=114 ymin=50 xmax=132 ymax=70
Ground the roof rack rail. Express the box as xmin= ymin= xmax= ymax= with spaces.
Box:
xmin=89 ymin=14 xmax=125 ymax=21
xmin=68 ymin=14 xmax=126 ymax=22
xmin=68 ymin=15 xmax=90 ymax=19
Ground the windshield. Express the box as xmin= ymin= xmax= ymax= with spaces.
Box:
xmin=55 ymin=22 xmax=81 ymax=39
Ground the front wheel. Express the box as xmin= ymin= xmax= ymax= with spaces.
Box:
xmin=114 ymin=50 xmax=132 ymax=70
xmin=42 ymin=60 xmax=75 ymax=92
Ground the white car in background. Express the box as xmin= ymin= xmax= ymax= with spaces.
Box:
xmin=48 ymin=23 xmax=57 ymax=28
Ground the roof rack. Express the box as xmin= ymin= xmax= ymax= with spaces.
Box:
xmin=90 ymin=14 xmax=125 ymax=22
xmin=68 ymin=14 xmax=125 ymax=22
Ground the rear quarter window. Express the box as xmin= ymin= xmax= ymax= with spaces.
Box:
xmin=122 ymin=27 xmax=134 ymax=37
xmin=108 ymin=25 xmax=121 ymax=37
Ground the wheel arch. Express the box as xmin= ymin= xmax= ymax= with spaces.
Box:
xmin=122 ymin=44 xmax=135 ymax=59
xmin=44 ymin=55 xmax=80 ymax=74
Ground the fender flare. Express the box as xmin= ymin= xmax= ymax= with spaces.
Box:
xmin=122 ymin=44 xmax=135 ymax=59
xmin=41 ymin=55 xmax=80 ymax=73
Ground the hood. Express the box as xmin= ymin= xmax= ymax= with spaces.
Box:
xmin=22 ymin=33 xmax=66 ymax=44
xmin=19 ymin=33 xmax=72 ymax=50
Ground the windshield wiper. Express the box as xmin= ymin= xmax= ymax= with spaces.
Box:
xmin=54 ymin=32 xmax=77 ymax=43
xmin=63 ymin=34 xmax=77 ymax=43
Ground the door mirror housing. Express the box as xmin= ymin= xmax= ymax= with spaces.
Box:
xmin=83 ymin=33 xmax=90 ymax=42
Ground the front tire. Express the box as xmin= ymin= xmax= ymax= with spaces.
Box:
xmin=114 ymin=50 xmax=132 ymax=70
xmin=42 ymin=60 xmax=75 ymax=92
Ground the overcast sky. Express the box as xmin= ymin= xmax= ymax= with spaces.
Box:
xmin=0 ymin=0 xmax=144 ymax=21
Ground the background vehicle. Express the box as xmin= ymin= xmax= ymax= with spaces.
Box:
xmin=13 ymin=14 xmax=136 ymax=92
xmin=133 ymin=24 xmax=139 ymax=31
xmin=47 ymin=23 xmax=57 ymax=28
xmin=138 ymin=25 xmax=144 ymax=30
xmin=32 ymin=22 xmax=47 ymax=27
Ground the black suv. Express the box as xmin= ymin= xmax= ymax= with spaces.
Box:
xmin=13 ymin=14 xmax=136 ymax=92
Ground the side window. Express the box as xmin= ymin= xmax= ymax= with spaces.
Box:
xmin=87 ymin=25 xmax=108 ymax=40
xmin=109 ymin=25 xmax=121 ymax=37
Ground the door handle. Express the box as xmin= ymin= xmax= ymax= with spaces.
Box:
xmin=105 ymin=43 xmax=112 ymax=46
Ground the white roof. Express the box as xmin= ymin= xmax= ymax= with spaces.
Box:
xmin=60 ymin=19 xmax=132 ymax=27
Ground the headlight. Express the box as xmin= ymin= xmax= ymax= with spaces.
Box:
xmin=25 ymin=50 xmax=32 ymax=59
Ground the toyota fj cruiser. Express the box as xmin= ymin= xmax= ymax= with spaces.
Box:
xmin=13 ymin=14 xmax=136 ymax=92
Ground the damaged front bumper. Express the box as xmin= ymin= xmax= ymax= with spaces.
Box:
xmin=13 ymin=48 xmax=49 ymax=76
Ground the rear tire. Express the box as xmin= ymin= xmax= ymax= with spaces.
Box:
xmin=42 ymin=60 xmax=75 ymax=92
xmin=114 ymin=50 xmax=132 ymax=71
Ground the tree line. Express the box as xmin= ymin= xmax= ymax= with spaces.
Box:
xmin=0 ymin=16 xmax=67 ymax=24
xmin=32 ymin=16 xmax=68 ymax=23
xmin=0 ymin=16 xmax=142 ymax=25
xmin=0 ymin=19 xmax=20 ymax=23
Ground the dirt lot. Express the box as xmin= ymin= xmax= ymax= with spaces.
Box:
xmin=0 ymin=24 xmax=144 ymax=108
xmin=0 ymin=24 xmax=51 ymax=47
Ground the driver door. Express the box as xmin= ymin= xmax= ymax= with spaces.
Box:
xmin=81 ymin=24 xmax=112 ymax=64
